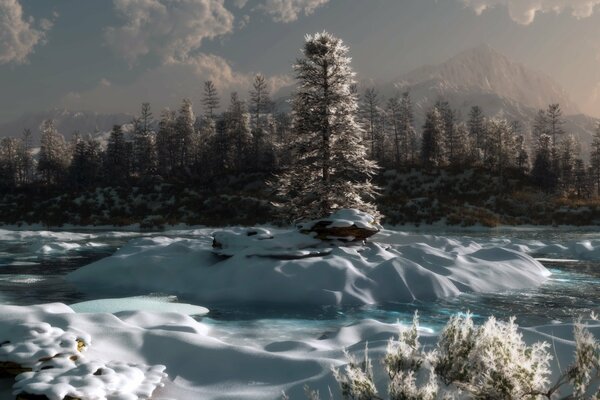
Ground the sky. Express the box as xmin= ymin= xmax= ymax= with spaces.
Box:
xmin=2 ymin=0 xmax=600 ymax=124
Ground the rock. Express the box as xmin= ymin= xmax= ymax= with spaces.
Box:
xmin=299 ymin=220 xmax=379 ymax=241
xmin=16 ymin=394 xmax=80 ymax=400
xmin=297 ymin=209 xmax=381 ymax=242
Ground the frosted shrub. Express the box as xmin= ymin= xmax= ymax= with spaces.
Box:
xmin=332 ymin=343 xmax=379 ymax=400
xmin=570 ymin=320 xmax=600 ymax=398
xmin=435 ymin=313 xmax=476 ymax=385
xmin=384 ymin=312 xmax=438 ymax=400
xmin=330 ymin=312 xmax=600 ymax=400
xmin=452 ymin=316 xmax=551 ymax=399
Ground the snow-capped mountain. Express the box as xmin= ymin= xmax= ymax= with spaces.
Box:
xmin=378 ymin=44 xmax=598 ymax=156
xmin=0 ymin=108 xmax=132 ymax=144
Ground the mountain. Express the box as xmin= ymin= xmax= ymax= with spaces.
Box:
xmin=0 ymin=109 xmax=133 ymax=144
xmin=378 ymin=44 xmax=598 ymax=157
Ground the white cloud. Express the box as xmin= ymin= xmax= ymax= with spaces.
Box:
xmin=105 ymin=0 xmax=235 ymax=64
xmin=258 ymin=0 xmax=329 ymax=23
xmin=462 ymin=0 xmax=600 ymax=24
xmin=0 ymin=0 xmax=53 ymax=65
xmin=61 ymin=54 xmax=292 ymax=114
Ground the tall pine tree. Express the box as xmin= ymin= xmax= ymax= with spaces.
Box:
xmin=275 ymin=32 xmax=379 ymax=221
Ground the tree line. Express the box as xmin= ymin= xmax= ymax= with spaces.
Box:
xmin=1 ymin=36 xmax=600 ymax=206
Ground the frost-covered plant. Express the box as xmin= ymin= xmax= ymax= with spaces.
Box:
xmin=463 ymin=316 xmax=551 ymax=399
xmin=384 ymin=312 xmax=438 ymax=400
xmin=569 ymin=320 xmax=600 ymax=398
xmin=332 ymin=343 xmax=379 ymax=400
xmin=328 ymin=313 xmax=600 ymax=400
xmin=434 ymin=313 xmax=476 ymax=385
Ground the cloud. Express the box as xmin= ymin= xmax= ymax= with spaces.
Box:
xmin=0 ymin=0 xmax=53 ymax=65
xmin=105 ymin=0 xmax=235 ymax=64
xmin=258 ymin=0 xmax=329 ymax=23
xmin=462 ymin=0 xmax=600 ymax=24
xmin=61 ymin=54 xmax=292 ymax=114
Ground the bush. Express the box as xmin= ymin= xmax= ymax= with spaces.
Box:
xmin=295 ymin=313 xmax=600 ymax=400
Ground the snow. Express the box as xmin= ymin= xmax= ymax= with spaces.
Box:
xmin=68 ymin=228 xmax=550 ymax=306
xmin=70 ymin=296 xmax=209 ymax=316
xmin=0 ymin=304 xmax=597 ymax=400
xmin=14 ymin=359 xmax=166 ymax=400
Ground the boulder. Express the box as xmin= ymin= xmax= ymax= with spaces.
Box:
xmin=297 ymin=209 xmax=381 ymax=242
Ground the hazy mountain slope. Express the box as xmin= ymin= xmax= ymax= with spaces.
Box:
xmin=394 ymin=44 xmax=578 ymax=114
xmin=0 ymin=109 xmax=132 ymax=143
xmin=379 ymin=44 xmax=597 ymax=157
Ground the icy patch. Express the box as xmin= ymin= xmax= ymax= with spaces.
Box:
xmin=70 ymin=296 xmax=209 ymax=316
xmin=68 ymin=230 xmax=550 ymax=306
xmin=13 ymin=359 xmax=167 ymax=400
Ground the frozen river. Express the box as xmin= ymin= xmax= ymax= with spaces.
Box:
xmin=0 ymin=227 xmax=599 ymax=341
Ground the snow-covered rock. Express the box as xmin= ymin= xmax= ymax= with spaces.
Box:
xmin=0 ymin=321 xmax=89 ymax=374
xmin=14 ymin=359 xmax=167 ymax=400
xmin=297 ymin=209 xmax=381 ymax=241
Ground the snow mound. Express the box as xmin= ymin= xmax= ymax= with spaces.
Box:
xmin=14 ymin=359 xmax=167 ymax=400
xmin=212 ymin=227 xmax=323 ymax=257
xmin=70 ymin=296 xmax=209 ymax=316
xmin=68 ymin=229 xmax=550 ymax=306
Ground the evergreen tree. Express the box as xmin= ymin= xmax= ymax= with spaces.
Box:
xmin=175 ymin=98 xmax=196 ymax=171
xmin=531 ymin=134 xmax=558 ymax=192
xmin=19 ymin=128 xmax=34 ymax=185
xmin=590 ymin=123 xmax=600 ymax=196
xmin=399 ymin=92 xmax=416 ymax=165
xmin=532 ymin=109 xmax=548 ymax=145
xmin=202 ymin=80 xmax=220 ymax=120
xmin=547 ymin=103 xmax=565 ymax=147
xmin=436 ymin=100 xmax=461 ymax=166
xmin=156 ymin=109 xmax=177 ymax=176
xmin=361 ymin=87 xmax=380 ymax=159
xmin=227 ymin=92 xmax=252 ymax=174
xmin=468 ymin=106 xmax=485 ymax=163
xmin=572 ymin=159 xmax=589 ymax=198
xmin=421 ymin=108 xmax=446 ymax=168
xmin=38 ymin=120 xmax=69 ymax=185
xmin=0 ymin=137 xmax=19 ymax=188
xmin=133 ymin=103 xmax=156 ymax=178
xmin=559 ymin=134 xmax=580 ymax=194
xmin=515 ymin=134 xmax=530 ymax=174
xmin=275 ymin=32 xmax=379 ymax=220
xmin=104 ymin=125 xmax=130 ymax=184
xmin=249 ymin=74 xmax=271 ymax=131
xmin=387 ymin=95 xmax=402 ymax=168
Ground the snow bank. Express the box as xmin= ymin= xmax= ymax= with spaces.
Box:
xmin=0 ymin=304 xmax=596 ymax=400
xmin=68 ymin=229 xmax=550 ymax=306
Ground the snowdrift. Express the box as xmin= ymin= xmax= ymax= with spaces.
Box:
xmin=68 ymin=227 xmax=550 ymax=306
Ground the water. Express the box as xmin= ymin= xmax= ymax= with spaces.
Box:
xmin=1 ymin=227 xmax=599 ymax=345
